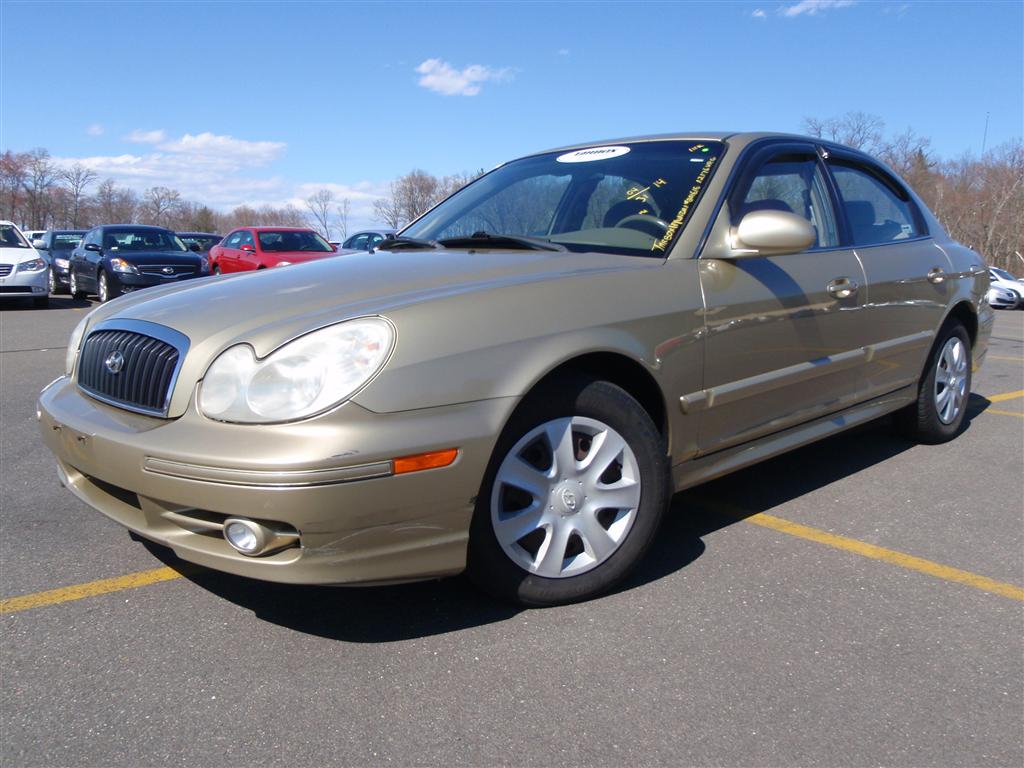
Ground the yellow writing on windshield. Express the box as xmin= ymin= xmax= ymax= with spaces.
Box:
xmin=651 ymin=156 xmax=717 ymax=253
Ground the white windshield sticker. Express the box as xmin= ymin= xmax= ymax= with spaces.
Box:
xmin=556 ymin=146 xmax=631 ymax=163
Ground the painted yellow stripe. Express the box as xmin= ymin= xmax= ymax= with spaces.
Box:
xmin=988 ymin=355 xmax=1024 ymax=362
xmin=987 ymin=389 xmax=1024 ymax=403
xmin=744 ymin=513 xmax=1024 ymax=601
xmin=986 ymin=408 xmax=1024 ymax=419
xmin=0 ymin=567 xmax=186 ymax=615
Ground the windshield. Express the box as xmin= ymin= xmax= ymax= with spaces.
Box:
xmin=105 ymin=228 xmax=186 ymax=252
xmin=992 ymin=267 xmax=1017 ymax=281
xmin=0 ymin=224 xmax=30 ymax=248
xmin=181 ymin=235 xmax=221 ymax=251
xmin=52 ymin=233 xmax=83 ymax=251
xmin=404 ymin=140 xmax=725 ymax=256
xmin=258 ymin=230 xmax=333 ymax=252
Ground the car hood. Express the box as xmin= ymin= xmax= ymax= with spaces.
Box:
xmin=0 ymin=246 xmax=41 ymax=265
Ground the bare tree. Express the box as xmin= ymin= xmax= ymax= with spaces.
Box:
xmin=802 ymin=111 xmax=885 ymax=152
xmin=372 ymin=193 xmax=404 ymax=229
xmin=305 ymin=188 xmax=334 ymax=238
xmin=60 ymin=163 xmax=98 ymax=228
xmin=335 ymin=198 xmax=351 ymax=240
xmin=23 ymin=148 xmax=59 ymax=228
xmin=0 ymin=150 xmax=29 ymax=222
xmin=143 ymin=186 xmax=183 ymax=226
xmin=93 ymin=179 xmax=139 ymax=224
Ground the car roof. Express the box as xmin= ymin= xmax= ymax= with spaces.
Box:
xmin=244 ymin=226 xmax=317 ymax=232
xmin=530 ymin=131 xmax=871 ymax=159
xmin=99 ymin=224 xmax=174 ymax=231
xmin=177 ymin=232 xmax=220 ymax=237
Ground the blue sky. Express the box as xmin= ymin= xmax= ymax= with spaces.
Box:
xmin=1 ymin=0 xmax=1021 ymax=231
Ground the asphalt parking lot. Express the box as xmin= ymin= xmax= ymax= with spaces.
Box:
xmin=2 ymin=297 xmax=1022 ymax=767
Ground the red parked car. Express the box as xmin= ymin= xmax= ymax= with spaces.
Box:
xmin=208 ymin=227 xmax=338 ymax=273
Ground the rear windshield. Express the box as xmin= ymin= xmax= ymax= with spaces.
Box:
xmin=258 ymin=230 xmax=333 ymax=253
xmin=404 ymin=140 xmax=725 ymax=256
xmin=104 ymin=228 xmax=186 ymax=252
xmin=181 ymin=235 xmax=221 ymax=251
xmin=52 ymin=233 xmax=83 ymax=250
xmin=0 ymin=224 xmax=30 ymax=248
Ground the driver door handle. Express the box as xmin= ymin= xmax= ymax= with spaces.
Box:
xmin=827 ymin=276 xmax=858 ymax=299
xmin=927 ymin=267 xmax=946 ymax=284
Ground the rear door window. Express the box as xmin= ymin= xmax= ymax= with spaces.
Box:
xmin=829 ymin=161 xmax=923 ymax=245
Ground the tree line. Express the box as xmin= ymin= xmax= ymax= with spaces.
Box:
xmin=2 ymin=114 xmax=1021 ymax=272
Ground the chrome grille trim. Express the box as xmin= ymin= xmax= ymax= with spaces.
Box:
xmin=0 ymin=264 xmax=13 ymax=277
xmin=76 ymin=319 xmax=190 ymax=417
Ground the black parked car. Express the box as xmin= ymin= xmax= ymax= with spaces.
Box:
xmin=31 ymin=230 xmax=85 ymax=294
xmin=177 ymin=232 xmax=222 ymax=255
xmin=70 ymin=225 xmax=209 ymax=302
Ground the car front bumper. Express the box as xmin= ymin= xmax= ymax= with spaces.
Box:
xmin=112 ymin=271 xmax=208 ymax=293
xmin=0 ymin=265 xmax=48 ymax=298
xmin=38 ymin=377 xmax=514 ymax=585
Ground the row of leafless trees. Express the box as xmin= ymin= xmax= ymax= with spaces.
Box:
xmin=3 ymin=116 xmax=1021 ymax=271
xmin=802 ymin=112 xmax=1023 ymax=272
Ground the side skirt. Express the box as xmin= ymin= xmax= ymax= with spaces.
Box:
xmin=672 ymin=385 xmax=916 ymax=492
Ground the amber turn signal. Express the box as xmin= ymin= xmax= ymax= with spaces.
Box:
xmin=392 ymin=448 xmax=459 ymax=475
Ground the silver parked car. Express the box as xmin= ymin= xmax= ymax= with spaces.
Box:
xmin=38 ymin=133 xmax=992 ymax=605
xmin=0 ymin=221 xmax=50 ymax=307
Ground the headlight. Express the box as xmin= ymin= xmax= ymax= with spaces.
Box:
xmin=54 ymin=257 xmax=69 ymax=269
xmin=199 ymin=317 xmax=395 ymax=423
xmin=18 ymin=257 xmax=47 ymax=272
xmin=200 ymin=256 xmax=210 ymax=272
xmin=109 ymin=258 xmax=140 ymax=274
xmin=66 ymin=317 xmax=89 ymax=376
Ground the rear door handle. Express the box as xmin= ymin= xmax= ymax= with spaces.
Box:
xmin=927 ymin=267 xmax=946 ymax=284
xmin=827 ymin=276 xmax=858 ymax=299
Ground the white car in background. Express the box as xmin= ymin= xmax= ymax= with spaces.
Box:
xmin=988 ymin=267 xmax=1023 ymax=307
xmin=986 ymin=283 xmax=1019 ymax=310
xmin=0 ymin=221 xmax=50 ymax=308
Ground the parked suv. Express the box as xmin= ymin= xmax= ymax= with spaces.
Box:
xmin=69 ymin=224 xmax=208 ymax=302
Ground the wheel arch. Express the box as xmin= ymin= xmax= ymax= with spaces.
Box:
xmin=946 ymin=300 xmax=978 ymax=347
xmin=524 ymin=351 xmax=668 ymax=442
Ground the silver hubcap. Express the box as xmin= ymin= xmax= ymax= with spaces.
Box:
xmin=70 ymin=271 xmax=77 ymax=294
xmin=48 ymin=269 xmax=55 ymax=292
xmin=99 ymin=274 xmax=108 ymax=302
xmin=491 ymin=416 xmax=641 ymax=578
xmin=934 ymin=337 xmax=968 ymax=424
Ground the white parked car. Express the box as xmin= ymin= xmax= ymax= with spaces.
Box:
xmin=988 ymin=267 xmax=1023 ymax=307
xmin=0 ymin=221 xmax=50 ymax=308
xmin=986 ymin=284 xmax=1019 ymax=310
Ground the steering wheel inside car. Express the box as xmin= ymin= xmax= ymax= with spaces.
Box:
xmin=614 ymin=214 xmax=670 ymax=236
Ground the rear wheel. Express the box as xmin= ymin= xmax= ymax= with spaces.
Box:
xmin=48 ymin=268 xmax=57 ymax=294
xmin=467 ymin=376 xmax=669 ymax=606
xmin=897 ymin=320 xmax=972 ymax=444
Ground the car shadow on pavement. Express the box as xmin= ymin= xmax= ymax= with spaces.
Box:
xmin=140 ymin=402 xmax=989 ymax=642
xmin=0 ymin=296 xmax=93 ymax=311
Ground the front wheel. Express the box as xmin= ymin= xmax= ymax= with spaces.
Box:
xmin=97 ymin=271 xmax=121 ymax=303
xmin=69 ymin=268 xmax=86 ymax=300
xmin=897 ymin=321 xmax=972 ymax=444
xmin=467 ymin=377 xmax=669 ymax=606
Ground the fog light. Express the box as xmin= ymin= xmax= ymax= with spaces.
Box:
xmin=224 ymin=519 xmax=264 ymax=554
xmin=222 ymin=517 xmax=300 ymax=556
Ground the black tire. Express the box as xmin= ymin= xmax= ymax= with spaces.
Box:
xmin=69 ymin=268 xmax=87 ymax=300
xmin=48 ymin=268 xmax=60 ymax=295
xmin=97 ymin=271 xmax=120 ymax=303
xmin=896 ymin=320 xmax=972 ymax=444
xmin=467 ymin=375 xmax=669 ymax=606
xmin=33 ymin=295 xmax=49 ymax=309
xmin=213 ymin=265 xmax=221 ymax=275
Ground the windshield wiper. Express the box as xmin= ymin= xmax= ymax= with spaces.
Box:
xmin=438 ymin=231 xmax=567 ymax=252
xmin=374 ymin=235 xmax=443 ymax=251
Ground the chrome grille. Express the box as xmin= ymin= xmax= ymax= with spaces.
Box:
xmin=138 ymin=264 xmax=197 ymax=276
xmin=77 ymin=326 xmax=184 ymax=416
xmin=0 ymin=264 xmax=13 ymax=277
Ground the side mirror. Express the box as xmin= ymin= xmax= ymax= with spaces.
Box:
xmin=32 ymin=239 xmax=47 ymax=250
xmin=728 ymin=210 xmax=816 ymax=258
xmin=240 ymin=244 xmax=255 ymax=253
xmin=189 ymin=243 xmax=201 ymax=252
xmin=84 ymin=243 xmax=102 ymax=252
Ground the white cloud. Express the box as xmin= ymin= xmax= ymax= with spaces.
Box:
xmin=752 ymin=8 xmax=767 ymax=18
xmin=415 ymin=58 xmax=513 ymax=97
xmin=86 ymin=123 xmax=104 ymax=136
xmin=125 ymin=128 xmax=166 ymax=144
xmin=156 ymin=132 xmax=285 ymax=166
xmin=781 ymin=0 xmax=856 ymax=17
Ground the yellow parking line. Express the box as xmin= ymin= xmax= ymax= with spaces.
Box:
xmin=743 ymin=513 xmax=1024 ymax=601
xmin=988 ymin=355 xmax=1023 ymax=362
xmin=986 ymin=408 xmax=1024 ymax=419
xmin=987 ymin=389 xmax=1024 ymax=403
xmin=0 ymin=567 xmax=186 ymax=615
